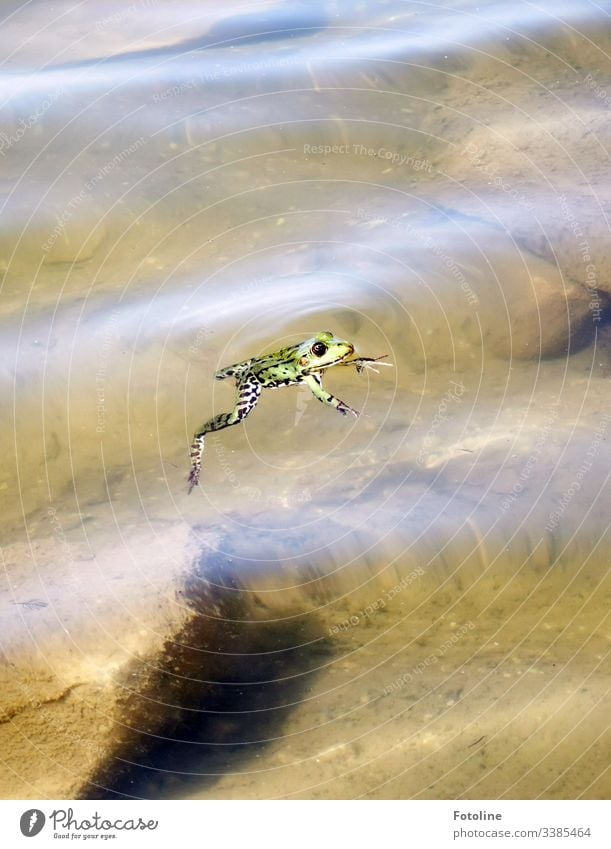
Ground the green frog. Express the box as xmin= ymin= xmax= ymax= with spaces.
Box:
xmin=188 ymin=330 xmax=390 ymax=492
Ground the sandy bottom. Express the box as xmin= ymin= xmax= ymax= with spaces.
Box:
xmin=192 ymin=607 xmax=608 ymax=799
xmin=1 ymin=0 xmax=611 ymax=803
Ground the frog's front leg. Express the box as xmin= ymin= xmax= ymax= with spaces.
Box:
xmin=188 ymin=377 xmax=262 ymax=493
xmin=302 ymin=374 xmax=359 ymax=418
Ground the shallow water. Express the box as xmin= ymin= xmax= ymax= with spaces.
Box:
xmin=1 ymin=0 xmax=610 ymax=800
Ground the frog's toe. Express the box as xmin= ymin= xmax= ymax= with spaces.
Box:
xmin=337 ymin=401 xmax=359 ymax=417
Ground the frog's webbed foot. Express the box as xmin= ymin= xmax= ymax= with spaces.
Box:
xmin=337 ymin=399 xmax=359 ymax=418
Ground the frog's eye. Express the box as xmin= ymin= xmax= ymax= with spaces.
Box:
xmin=311 ymin=341 xmax=327 ymax=357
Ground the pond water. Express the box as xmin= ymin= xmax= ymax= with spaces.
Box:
xmin=0 ymin=0 xmax=609 ymax=800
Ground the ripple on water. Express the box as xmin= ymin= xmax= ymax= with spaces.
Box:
xmin=1 ymin=0 xmax=610 ymax=802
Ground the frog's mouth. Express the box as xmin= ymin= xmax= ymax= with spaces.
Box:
xmin=312 ymin=346 xmax=355 ymax=371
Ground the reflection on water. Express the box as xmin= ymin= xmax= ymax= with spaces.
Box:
xmin=1 ymin=0 xmax=610 ymax=800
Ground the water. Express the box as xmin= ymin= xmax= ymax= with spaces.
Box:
xmin=0 ymin=0 xmax=609 ymax=800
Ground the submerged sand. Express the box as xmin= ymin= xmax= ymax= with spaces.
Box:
xmin=1 ymin=0 xmax=610 ymax=800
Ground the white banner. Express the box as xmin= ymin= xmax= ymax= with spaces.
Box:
xmin=0 ymin=800 xmax=608 ymax=848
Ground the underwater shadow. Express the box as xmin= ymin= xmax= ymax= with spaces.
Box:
xmin=82 ymin=540 xmax=332 ymax=799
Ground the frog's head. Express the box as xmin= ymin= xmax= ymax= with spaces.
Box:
xmin=297 ymin=331 xmax=354 ymax=372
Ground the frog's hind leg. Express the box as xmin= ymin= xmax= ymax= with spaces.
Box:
xmin=187 ymin=377 xmax=262 ymax=493
xmin=214 ymin=358 xmax=253 ymax=381
xmin=188 ymin=435 xmax=207 ymax=494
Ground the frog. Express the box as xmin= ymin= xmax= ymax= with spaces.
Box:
xmin=187 ymin=330 xmax=390 ymax=493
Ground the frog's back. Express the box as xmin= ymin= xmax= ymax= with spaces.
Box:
xmin=215 ymin=342 xmax=301 ymax=383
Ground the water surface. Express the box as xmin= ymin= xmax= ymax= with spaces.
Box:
xmin=1 ymin=0 xmax=610 ymax=800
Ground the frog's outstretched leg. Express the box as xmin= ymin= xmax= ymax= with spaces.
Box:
xmin=302 ymin=374 xmax=359 ymax=418
xmin=188 ymin=377 xmax=261 ymax=493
